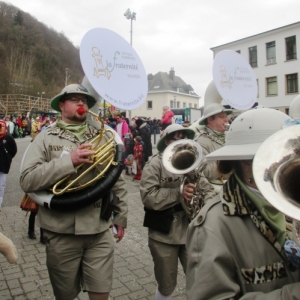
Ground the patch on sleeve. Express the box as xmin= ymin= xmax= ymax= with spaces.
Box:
xmin=241 ymin=261 xmax=287 ymax=284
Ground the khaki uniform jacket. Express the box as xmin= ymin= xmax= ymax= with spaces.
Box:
xmin=195 ymin=129 xmax=225 ymax=183
xmin=20 ymin=124 xmax=128 ymax=235
xmin=140 ymin=153 xmax=215 ymax=245
xmin=186 ymin=194 xmax=300 ymax=300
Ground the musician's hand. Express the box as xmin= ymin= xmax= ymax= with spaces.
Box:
xmin=70 ymin=144 xmax=94 ymax=166
xmin=110 ymin=224 xmax=125 ymax=243
xmin=183 ymin=183 xmax=196 ymax=202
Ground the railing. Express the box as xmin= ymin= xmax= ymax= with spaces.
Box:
xmin=0 ymin=94 xmax=52 ymax=116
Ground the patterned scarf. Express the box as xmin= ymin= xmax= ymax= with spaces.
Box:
xmin=56 ymin=119 xmax=88 ymax=142
xmin=223 ymin=173 xmax=290 ymax=253
xmin=204 ymin=126 xmax=226 ymax=144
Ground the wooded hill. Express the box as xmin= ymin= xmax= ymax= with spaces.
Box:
xmin=0 ymin=1 xmax=84 ymax=98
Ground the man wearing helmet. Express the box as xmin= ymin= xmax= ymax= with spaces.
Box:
xmin=20 ymin=84 xmax=128 ymax=300
xmin=186 ymin=107 xmax=300 ymax=299
xmin=193 ymin=103 xmax=232 ymax=192
xmin=140 ymin=124 xmax=215 ymax=300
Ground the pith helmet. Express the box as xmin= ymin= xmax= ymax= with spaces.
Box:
xmin=157 ymin=124 xmax=195 ymax=152
xmin=206 ymin=107 xmax=290 ymax=161
xmin=198 ymin=103 xmax=232 ymax=125
xmin=50 ymin=84 xmax=97 ymax=112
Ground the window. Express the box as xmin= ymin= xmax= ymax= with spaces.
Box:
xmin=183 ymin=102 xmax=186 ymax=108
xmin=176 ymin=101 xmax=180 ymax=108
xmin=249 ymin=46 xmax=257 ymax=67
xmin=266 ymin=77 xmax=277 ymax=96
xmin=189 ymin=103 xmax=192 ymax=108
xmin=170 ymin=100 xmax=175 ymax=108
xmin=266 ymin=41 xmax=276 ymax=64
xmin=286 ymin=36 xmax=297 ymax=60
xmin=286 ymin=73 xmax=298 ymax=94
xmin=194 ymin=104 xmax=197 ymax=108
xmin=147 ymin=101 xmax=152 ymax=109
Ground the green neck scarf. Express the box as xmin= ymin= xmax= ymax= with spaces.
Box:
xmin=234 ymin=173 xmax=286 ymax=247
xmin=56 ymin=118 xmax=87 ymax=141
xmin=205 ymin=126 xmax=226 ymax=144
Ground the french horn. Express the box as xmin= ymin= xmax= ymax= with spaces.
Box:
xmin=253 ymin=125 xmax=300 ymax=221
xmin=162 ymin=139 xmax=206 ymax=221
xmin=52 ymin=109 xmax=117 ymax=195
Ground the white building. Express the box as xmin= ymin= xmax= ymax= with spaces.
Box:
xmin=130 ymin=68 xmax=200 ymax=119
xmin=211 ymin=21 xmax=300 ymax=114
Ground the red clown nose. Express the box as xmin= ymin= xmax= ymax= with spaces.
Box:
xmin=77 ymin=107 xmax=86 ymax=115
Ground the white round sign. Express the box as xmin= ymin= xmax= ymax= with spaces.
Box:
xmin=212 ymin=50 xmax=257 ymax=110
xmin=80 ymin=28 xmax=148 ymax=110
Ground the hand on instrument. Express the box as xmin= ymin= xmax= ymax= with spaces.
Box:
xmin=183 ymin=183 xmax=196 ymax=202
xmin=110 ymin=224 xmax=125 ymax=243
xmin=70 ymin=144 xmax=94 ymax=166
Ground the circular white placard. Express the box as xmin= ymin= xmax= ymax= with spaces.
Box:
xmin=80 ymin=28 xmax=148 ymax=110
xmin=212 ymin=50 xmax=257 ymax=110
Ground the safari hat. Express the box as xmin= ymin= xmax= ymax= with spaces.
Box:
xmin=157 ymin=124 xmax=195 ymax=152
xmin=35 ymin=117 xmax=40 ymax=121
xmin=51 ymin=84 xmax=97 ymax=112
xmin=198 ymin=103 xmax=232 ymax=125
xmin=289 ymin=95 xmax=300 ymax=121
xmin=206 ymin=107 xmax=290 ymax=161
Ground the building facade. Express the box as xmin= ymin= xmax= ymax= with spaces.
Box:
xmin=130 ymin=68 xmax=200 ymax=120
xmin=211 ymin=21 xmax=300 ymax=114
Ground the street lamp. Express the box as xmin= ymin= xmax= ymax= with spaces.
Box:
xmin=124 ymin=8 xmax=136 ymax=120
xmin=124 ymin=8 xmax=136 ymax=46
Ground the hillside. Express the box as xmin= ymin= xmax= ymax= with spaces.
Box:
xmin=0 ymin=1 xmax=84 ymax=98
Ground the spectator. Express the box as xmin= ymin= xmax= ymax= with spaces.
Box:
xmin=160 ymin=105 xmax=174 ymax=132
xmin=133 ymin=136 xmax=143 ymax=180
xmin=115 ymin=114 xmax=130 ymax=144
xmin=0 ymin=120 xmax=17 ymax=210
xmin=135 ymin=118 xmax=153 ymax=164
xmin=4 ymin=116 xmax=15 ymax=136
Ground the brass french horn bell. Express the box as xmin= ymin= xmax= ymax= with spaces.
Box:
xmin=253 ymin=125 xmax=300 ymax=221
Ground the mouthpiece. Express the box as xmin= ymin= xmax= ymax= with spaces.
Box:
xmin=224 ymin=122 xmax=230 ymax=130
xmin=77 ymin=107 xmax=86 ymax=115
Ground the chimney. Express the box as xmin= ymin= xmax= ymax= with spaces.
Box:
xmin=169 ymin=67 xmax=175 ymax=80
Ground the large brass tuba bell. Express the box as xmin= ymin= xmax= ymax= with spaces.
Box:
xmin=253 ymin=125 xmax=300 ymax=221
xmin=162 ymin=139 xmax=205 ymax=221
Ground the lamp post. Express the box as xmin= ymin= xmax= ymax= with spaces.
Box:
xmin=65 ymin=68 xmax=70 ymax=86
xmin=124 ymin=8 xmax=136 ymax=119
xmin=124 ymin=8 xmax=136 ymax=46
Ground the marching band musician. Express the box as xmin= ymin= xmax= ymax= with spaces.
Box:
xmin=193 ymin=103 xmax=232 ymax=193
xmin=186 ymin=107 xmax=300 ymax=299
xmin=140 ymin=124 xmax=215 ymax=300
xmin=20 ymin=84 xmax=128 ymax=300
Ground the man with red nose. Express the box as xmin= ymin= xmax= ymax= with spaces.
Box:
xmin=20 ymin=84 xmax=128 ymax=300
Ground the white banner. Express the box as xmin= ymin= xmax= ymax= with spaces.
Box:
xmin=212 ymin=50 xmax=257 ymax=110
xmin=80 ymin=28 xmax=148 ymax=110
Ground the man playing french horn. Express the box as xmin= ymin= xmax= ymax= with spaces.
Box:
xmin=20 ymin=84 xmax=128 ymax=300
xmin=140 ymin=124 xmax=215 ymax=300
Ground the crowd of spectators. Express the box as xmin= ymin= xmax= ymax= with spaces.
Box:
xmin=0 ymin=114 xmax=56 ymax=139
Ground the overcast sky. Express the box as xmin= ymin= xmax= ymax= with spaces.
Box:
xmin=5 ymin=0 xmax=300 ymax=106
